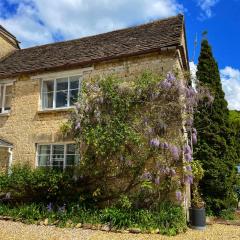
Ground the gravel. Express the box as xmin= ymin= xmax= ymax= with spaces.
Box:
xmin=0 ymin=221 xmax=240 ymax=240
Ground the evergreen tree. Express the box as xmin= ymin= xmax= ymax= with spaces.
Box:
xmin=194 ymin=39 xmax=238 ymax=214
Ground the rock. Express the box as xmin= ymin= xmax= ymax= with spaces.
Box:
xmin=75 ymin=223 xmax=82 ymax=228
xmin=96 ymin=224 xmax=102 ymax=230
xmin=82 ymin=223 xmax=92 ymax=229
xmin=52 ymin=220 xmax=59 ymax=225
xmin=110 ymin=227 xmax=118 ymax=232
xmin=101 ymin=224 xmax=110 ymax=231
xmin=44 ymin=219 xmax=48 ymax=226
xmin=65 ymin=220 xmax=73 ymax=228
xmin=128 ymin=228 xmax=141 ymax=234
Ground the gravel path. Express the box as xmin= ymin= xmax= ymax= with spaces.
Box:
xmin=0 ymin=221 xmax=240 ymax=240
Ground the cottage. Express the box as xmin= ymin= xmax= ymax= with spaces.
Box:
xmin=0 ymin=15 xmax=190 ymax=205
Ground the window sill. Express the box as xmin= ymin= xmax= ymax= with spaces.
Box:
xmin=37 ymin=107 xmax=75 ymax=114
xmin=0 ymin=112 xmax=10 ymax=117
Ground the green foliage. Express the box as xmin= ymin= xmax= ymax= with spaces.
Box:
xmin=194 ymin=39 xmax=239 ymax=214
xmin=219 ymin=208 xmax=236 ymax=220
xmin=64 ymin=71 xmax=185 ymax=207
xmin=0 ymin=164 xmax=78 ymax=204
xmin=0 ymin=202 xmax=186 ymax=236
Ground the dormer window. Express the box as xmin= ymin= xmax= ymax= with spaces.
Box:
xmin=41 ymin=75 xmax=81 ymax=110
xmin=0 ymin=83 xmax=13 ymax=114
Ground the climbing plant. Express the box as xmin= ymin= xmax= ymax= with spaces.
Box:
xmin=61 ymin=71 xmax=211 ymax=208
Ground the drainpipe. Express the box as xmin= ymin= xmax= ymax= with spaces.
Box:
xmin=8 ymin=147 xmax=13 ymax=175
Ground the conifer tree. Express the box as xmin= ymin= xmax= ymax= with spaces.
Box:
xmin=194 ymin=39 xmax=238 ymax=214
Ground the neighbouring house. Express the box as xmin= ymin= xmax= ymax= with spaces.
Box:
xmin=0 ymin=14 xmax=190 ymax=210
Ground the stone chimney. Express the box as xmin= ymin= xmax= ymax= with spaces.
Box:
xmin=0 ymin=25 xmax=20 ymax=60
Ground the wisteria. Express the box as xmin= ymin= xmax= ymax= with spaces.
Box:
xmin=150 ymin=138 xmax=160 ymax=148
xmin=169 ymin=145 xmax=180 ymax=161
xmin=47 ymin=202 xmax=53 ymax=212
xmin=175 ymin=190 xmax=182 ymax=201
xmin=184 ymin=175 xmax=193 ymax=184
xmin=63 ymin=70 xmax=214 ymax=207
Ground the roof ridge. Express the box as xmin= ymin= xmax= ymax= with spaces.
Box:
xmin=20 ymin=14 xmax=183 ymax=51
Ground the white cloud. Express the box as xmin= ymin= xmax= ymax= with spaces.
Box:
xmin=220 ymin=66 xmax=240 ymax=110
xmin=189 ymin=61 xmax=197 ymax=89
xmin=189 ymin=64 xmax=240 ymax=110
xmin=197 ymin=0 xmax=219 ymax=19
xmin=0 ymin=0 xmax=184 ymax=48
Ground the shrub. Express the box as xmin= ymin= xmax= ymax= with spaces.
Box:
xmin=0 ymin=164 xmax=79 ymax=204
xmin=0 ymin=201 xmax=186 ymax=236
xmin=220 ymin=208 xmax=236 ymax=220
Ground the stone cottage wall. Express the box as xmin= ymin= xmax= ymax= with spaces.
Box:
xmin=0 ymin=148 xmax=9 ymax=173
xmin=0 ymin=50 xmax=185 ymax=166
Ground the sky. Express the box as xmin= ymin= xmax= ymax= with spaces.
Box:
xmin=0 ymin=0 xmax=239 ymax=110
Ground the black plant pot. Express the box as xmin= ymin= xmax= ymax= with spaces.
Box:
xmin=189 ymin=207 xmax=206 ymax=230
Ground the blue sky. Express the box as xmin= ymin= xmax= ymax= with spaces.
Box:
xmin=0 ymin=0 xmax=240 ymax=110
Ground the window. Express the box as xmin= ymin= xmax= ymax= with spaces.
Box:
xmin=0 ymin=84 xmax=13 ymax=114
xmin=37 ymin=143 xmax=80 ymax=169
xmin=41 ymin=75 xmax=81 ymax=110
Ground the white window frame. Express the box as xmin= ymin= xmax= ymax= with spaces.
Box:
xmin=41 ymin=75 xmax=82 ymax=110
xmin=36 ymin=143 xmax=80 ymax=169
xmin=0 ymin=83 xmax=13 ymax=114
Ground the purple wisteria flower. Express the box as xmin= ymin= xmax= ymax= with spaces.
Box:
xmin=183 ymin=145 xmax=192 ymax=154
xmin=186 ymin=165 xmax=192 ymax=171
xmin=163 ymin=142 xmax=169 ymax=149
xmin=169 ymin=145 xmax=179 ymax=161
xmin=184 ymin=175 xmax=193 ymax=184
xmin=161 ymin=80 xmax=172 ymax=89
xmin=150 ymin=138 xmax=160 ymax=148
xmin=192 ymin=133 xmax=197 ymax=145
xmin=47 ymin=202 xmax=53 ymax=212
xmin=166 ymin=72 xmax=176 ymax=82
xmin=175 ymin=190 xmax=182 ymax=201
xmin=186 ymin=87 xmax=196 ymax=98
xmin=142 ymin=171 xmax=152 ymax=181
xmin=185 ymin=153 xmax=193 ymax=162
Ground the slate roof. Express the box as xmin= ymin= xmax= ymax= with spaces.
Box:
xmin=0 ymin=14 xmax=187 ymax=79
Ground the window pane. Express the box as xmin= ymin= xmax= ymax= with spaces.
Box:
xmin=66 ymin=155 xmax=80 ymax=166
xmin=39 ymin=145 xmax=51 ymax=155
xmin=42 ymin=81 xmax=54 ymax=109
xmin=42 ymin=92 xmax=53 ymax=108
xmin=69 ymin=89 xmax=79 ymax=105
xmin=42 ymin=80 xmax=54 ymax=93
xmin=67 ymin=144 xmax=77 ymax=154
xmin=69 ymin=76 xmax=80 ymax=90
xmin=56 ymin=78 xmax=68 ymax=91
xmin=52 ymin=145 xmax=64 ymax=169
xmin=56 ymin=91 xmax=68 ymax=108
xmin=53 ymin=145 xmax=64 ymax=154
xmin=38 ymin=155 xmax=50 ymax=166
xmin=52 ymin=160 xmax=64 ymax=169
